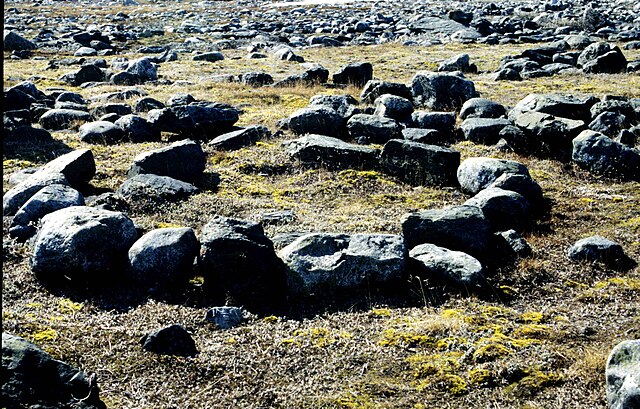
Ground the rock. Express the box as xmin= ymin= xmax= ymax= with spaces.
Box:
xmin=61 ymin=64 xmax=106 ymax=86
xmin=114 ymin=114 xmax=160 ymax=142
xmin=360 ymin=80 xmax=413 ymax=105
xmin=589 ymin=112 xmax=628 ymax=138
xmin=6 ymin=126 xmax=53 ymax=145
xmin=9 ymin=184 xmax=84 ymax=241
xmin=287 ymin=106 xmax=346 ymax=137
xmin=283 ymin=134 xmax=378 ymax=170
xmin=411 ymin=111 xmax=456 ymax=133
xmin=205 ymin=306 xmax=245 ymax=329
xmin=3 ymin=172 xmax=69 ymax=216
xmin=74 ymin=46 xmax=97 ymax=57
xmin=91 ymin=103 xmax=132 ymax=118
xmin=166 ymin=93 xmax=196 ymax=107
xmin=402 ymin=128 xmax=448 ymax=145
xmin=209 ymin=125 xmax=271 ymax=151
xmin=567 ymin=236 xmax=633 ymax=268
xmin=448 ymin=9 xmax=473 ymax=25
xmin=141 ymin=324 xmax=197 ymax=357
xmin=409 ymin=243 xmax=484 ymax=288
xmin=572 ymin=130 xmax=640 ymax=180
xmin=309 ymin=94 xmax=360 ymax=119
xmin=31 ymin=206 xmax=137 ymax=284
xmin=240 ymin=71 xmax=274 ymax=87
xmin=346 ymin=113 xmax=402 ymax=144
xmin=272 ymin=47 xmax=304 ymax=62
xmin=193 ymin=51 xmax=224 ymax=62
xmin=590 ymin=100 xmax=636 ymax=122
xmin=2 ymin=333 xmax=106 ymax=409
xmin=497 ymin=229 xmax=532 ymax=258
xmin=493 ymin=68 xmax=521 ymax=81
xmin=408 ymin=15 xmax=479 ymax=38
xmin=606 ymin=339 xmax=640 ymax=409
xmin=565 ymin=34 xmax=593 ymax=50
xmin=438 ymin=53 xmax=475 ymax=73
xmin=128 ymin=227 xmax=199 ymax=288
xmin=464 ymin=187 xmax=532 ymax=232
xmin=56 ymin=91 xmax=86 ymax=105
xmin=117 ymin=174 xmax=200 ymax=202
xmin=79 ymin=121 xmax=125 ymax=144
xmin=3 ymin=30 xmax=36 ymax=51
xmin=459 ymin=117 xmax=513 ymax=145
xmin=332 ymin=62 xmax=373 ymax=87
xmin=149 ymin=104 xmax=240 ymax=137
xmin=38 ymin=108 xmax=92 ymax=130
xmin=198 ymin=216 xmax=286 ymax=313
xmin=126 ymin=58 xmax=157 ymax=82
xmin=401 ymin=205 xmax=494 ymax=261
xmin=134 ymin=96 xmax=165 ymax=113
xmin=37 ymin=148 xmax=96 ymax=189
xmin=380 ymin=139 xmax=459 ymax=186
xmin=486 ymin=173 xmax=544 ymax=211
xmin=577 ymin=42 xmax=627 ymax=74
xmin=279 ymin=233 xmax=406 ymax=296
xmin=85 ymin=192 xmax=129 ymax=212
xmin=582 ymin=6 xmax=608 ymax=31
xmin=509 ymin=93 xmax=594 ymax=122
xmin=457 ymin=157 xmax=531 ymax=195
xmin=411 ymin=72 xmax=478 ymax=111
xmin=274 ymin=66 xmax=329 ymax=87
xmin=513 ymin=111 xmax=586 ymax=157
xmin=373 ymin=94 xmax=414 ymax=122
xmin=459 ymin=98 xmax=507 ymax=120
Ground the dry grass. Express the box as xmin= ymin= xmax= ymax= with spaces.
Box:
xmin=3 ymin=0 xmax=640 ymax=407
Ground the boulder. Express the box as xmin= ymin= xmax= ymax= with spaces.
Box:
xmin=209 ymin=125 xmax=271 ymax=151
xmin=205 ymin=307 xmax=245 ymax=329
xmin=380 ymin=139 xmax=460 ymax=186
xmin=411 ymin=72 xmax=477 ymax=111
xmin=283 ymin=134 xmax=379 ymax=170
xmin=3 ymin=172 xmax=69 ymax=216
xmin=401 ymin=205 xmax=494 ymax=261
xmin=360 ymin=80 xmax=413 ymax=105
xmin=438 ymin=53 xmax=474 ymax=73
xmin=402 ymin=128 xmax=449 ymax=145
xmin=114 ymin=114 xmax=160 ymax=142
xmin=141 ymin=324 xmax=197 ymax=357
xmin=496 ymin=229 xmax=532 ymax=258
xmin=39 ymin=109 xmax=92 ymax=130
xmin=79 ymin=121 xmax=125 ymax=144
xmin=457 ymin=157 xmax=530 ymax=195
xmin=126 ymin=58 xmax=157 ymax=82
xmin=411 ymin=111 xmax=456 ymax=133
xmin=567 ymin=236 xmax=633 ymax=268
xmin=409 ymin=243 xmax=484 ymax=288
xmin=37 ymin=148 xmax=96 ymax=189
xmin=286 ymin=106 xmax=346 ymax=137
xmin=589 ymin=112 xmax=628 ymax=138
xmin=128 ymin=139 xmax=205 ymax=183
xmin=166 ymin=93 xmax=196 ymax=107
xmin=3 ymin=31 xmax=36 ymax=51
xmin=373 ymin=94 xmax=414 ymax=122
xmin=606 ymin=339 xmax=640 ymax=409
xmin=91 ymin=103 xmax=132 ymax=118
xmin=459 ymin=117 xmax=512 ymax=145
xmin=464 ymin=187 xmax=532 ymax=232
xmin=193 ymin=51 xmax=224 ymax=62
xmin=332 ymin=62 xmax=373 ymax=87
xmin=309 ymin=94 xmax=360 ymax=119
xmin=152 ymin=104 xmax=240 ymax=138
xmin=134 ymin=96 xmax=165 ymax=113
xmin=279 ymin=233 xmax=406 ymax=296
xmin=61 ymin=64 xmax=106 ymax=86
xmin=31 ymin=206 xmax=138 ymax=284
xmin=2 ymin=333 xmax=106 ymax=409
xmin=240 ymin=71 xmax=274 ymax=87
xmin=513 ymin=111 xmax=586 ymax=157
xmin=198 ymin=216 xmax=286 ymax=313
xmin=577 ymin=42 xmax=627 ymax=74
xmin=509 ymin=93 xmax=594 ymax=122
xmin=572 ymin=130 xmax=640 ymax=180
xmin=346 ymin=113 xmax=402 ymax=144
xmin=9 ymin=184 xmax=84 ymax=241
xmin=459 ymin=98 xmax=507 ymax=119
xmin=128 ymin=227 xmax=199 ymax=288
xmin=485 ymin=173 xmax=544 ymax=211
xmin=117 ymin=174 xmax=199 ymax=202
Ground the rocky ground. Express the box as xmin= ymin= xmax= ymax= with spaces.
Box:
xmin=3 ymin=0 xmax=640 ymax=408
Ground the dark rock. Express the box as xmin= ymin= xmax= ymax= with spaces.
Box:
xmin=448 ymin=9 xmax=473 ymax=25
xmin=3 ymin=172 xmax=69 ymax=216
xmin=572 ymin=130 xmax=640 ymax=180
xmin=126 ymin=58 xmax=157 ymax=82
xmin=590 ymin=100 xmax=636 ymax=122
xmin=287 ymin=106 xmax=346 ymax=137
xmin=134 ymin=96 xmax=165 ymax=113
xmin=332 ymin=62 xmax=373 ymax=87
xmin=486 ymin=173 xmax=544 ymax=211
xmin=347 ymin=113 xmax=402 ymax=143
xmin=209 ymin=125 xmax=271 ymax=151
xmin=438 ymin=53 xmax=475 ymax=73
xmin=409 ymin=243 xmax=483 ymax=288
xmin=606 ymin=340 xmax=640 ymax=409
xmin=193 ymin=51 xmax=224 ymax=62
xmin=283 ymin=134 xmax=378 ymax=170
xmin=411 ymin=112 xmax=456 ymax=135
xmin=513 ymin=111 xmax=586 ymax=157
xmin=373 ymin=94 xmax=414 ymax=122
xmin=205 ymin=307 xmax=245 ymax=330
xmin=166 ymin=93 xmax=196 ymax=107
xmin=240 ymin=71 xmax=274 ymax=87
xmin=6 ymin=125 xmax=53 ymax=144
xmin=589 ymin=112 xmax=629 ymax=137
xmin=464 ymin=187 xmax=532 ymax=232
xmin=493 ymin=68 xmax=522 ymax=81
xmin=457 ymin=157 xmax=530 ymax=195
xmin=496 ymin=229 xmax=532 ymax=258
xmin=79 ymin=121 xmax=125 ymax=144
xmin=114 ymin=114 xmax=160 ymax=142
xmin=39 ymin=108 xmax=92 ymax=130
xmin=567 ymin=236 xmax=633 ymax=268
xmin=38 ymin=149 xmax=96 ymax=189
xmin=3 ymin=31 xmax=36 ymax=51
xmin=509 ymin=93 xmax=595 ymax=121
xmin=459 ymin=117 xmax=512 ymax=145
xmin=85 ymin=192 xmax=129 ymax=212
xmin=380 ymin=139 xmax=460 ymax=186
xmin=360 ymin=80 xmax=413 ymax=105
xmin=309 ymin=94 xmax=360 ymax=119
xmin=402 ymin=128 xmax=449 ymax=145
xmin=61 ymin=64 xmax=106 ymax=86
xmin=459 ymin=98 xmax=507 ymax=120
xmin=56 ymin=91 xmax=86 ymax=105
xmin=141 ymin=324 xmax=197 ymax=357
xmin=91 ymin=103 xmax=132 ymax=118
xmin=118 ymin=174 xmax=200 ymax=202
xmin=411 ymin=72 xmax=478 ymax=111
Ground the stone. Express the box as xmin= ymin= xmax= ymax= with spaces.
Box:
xmin=126 ymin=58 xmax=157 ymax=82
xmin=409 ymin=243 xmax=484 ymax=288
xmin=380 ymin=139 xmax=460 ymax=186
xmin=589 ymin=112 xmax=628 ymax=138
xmin=493 ymin=68 xmax=521 ymax=81
xmin=287 ymin=106 xmax=346 ymax=137
xmin=464 ymin=187 xmax=532 ymax=232
xmin=39 ymin=108 xmax=92 ymax=130
xmin=6 ymin=126 xmax=53 ymax=145
xmin=438 ymin=53 xmax=474 ymax=73
xmin=459 ymin=98 xmax=507 ymax=120
xmin=141 ymin=324 xmax=197 ymax=357
xmin=117 ymin=174 xmax=199 ymax=202
xmin=457 ymin=157 xmax=531 ymax=196
xmin=509 ymin=93 xmax=594 ymax=122
xmin=279 ymin=233 xmax=406 ymax=296
xmin=373 ymin=94 xmax=414 ymax=122
xmin=572 ymin=130 xmax=640 ymax=180
xmin=193 ymin=51 xmax=224 ymax=62
xmin=346 ymin=114 xmax=402 ymax=144
xmin=459 ymin=117 xmax=513 ymax=145
xmin=85 ymin=192 xmax=129 ymax=212
xmin=37 ymin=148 xmax=96 ymax=189
xmin=134 ymin=96 xmax=165 ymax=113
xmin=497 ymin=229 xmax=533 ymax=258
xmin=513 ymin=111 xmax=586 ymax=157
xmin=568 ymin=236 xmax=633 ymax=268
xmin=114 ymin=114 xmax=160 ymax=142
xmin=150 ymin=104 xmax=240 ymax=137
xmin=577 ymin=42 xmax=627 ymax=74
xmin=273 ymin=65 xmax=329 ymax=87
xmin=74 ymin=46 xmax=97 ymax=57
xmin=3 ymin=172 xmax=69 ymax=216
xmin=606 ymin=339 xmax=640 ymax=409
xmin=240 ymin=71 xmax=274 ymax=87
xmin=56 ymin=91 xmax=86 ymax=105
xmin=61 ymin=64 xmax=106 ymax=86
xmin=2 ymin=333 xmax=106 ymax=409
xmin=402 ymin=128 xmax=449 ymax=145
xmin=3 ymin=31 xmax=36 ymax=51
xmin=402 ymin=205 xmax=494 ymax=261
xmin=582 ymin=7 xmax=608 ymax=31
xmin=9 ymin=184 xmax=84 ymax=242
xmin=486 ymin=173 xmax=544 ymax=211
xmin=128 ymin=227 xmax=199 ymax=288
xmin=332 ymin=62 xmax=373 ymax=87
xmin=309 ymin=94 xmax=360 ymax=119
xmin=205 ymin=307 xmax=245 ymax=330
xmin=360 ymin=80 xmax=413 ymax=105
xmin=209 ymin=125 xmax=271 ymax=151
xmin=79 ymin=121 xmax=125 ymax=144
xmin=411 ymin=72 xmax=478 ymax=111
xmin=166 ymin=93 xmax=196 ymax=107
xmin=91 ymin=103 xmax=132 ymax=118
xmin=411 ymin=111 xmax=456 ymax=133
xmin=283 ymin=134 xmax=378 ymax=170
xmin=31 ymin=206 xmax=138 ymax=284
xmin=590 ymin=100 xmax=636 ymax=122
xmin=198 ymin=216 xmax=286 ymax=313
xmin=272 ymin=47 xmax=304 ymax=62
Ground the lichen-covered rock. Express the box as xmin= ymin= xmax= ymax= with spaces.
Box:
xmin=287 ymin=106 xmax=346 ymax=137
xmin=209 ymin=125 xmax=271 ymax=151
xmin=347 ymin=113 xmax=402 ymax=144
xmin=464 ymin=187 xmax=532 ymax=232
xmin=411 ymin=72 xmax=478 ymax=111
xmin=128 ymin=139 xmax=206 ymax=183
xmin=39 ymin=108 xmax=92 ymax=130
xmin=117 ymin=174 xmax=200 ymax=202
xmin=606 ymin=339 xmax=640 ymax=409
xmin=508 ymin=93 xmax=594 ymax=122
xmin=380 ymin=139 xmax=460 ymax=186
xmin=572 ymin=130 xmax=640 ymax=180
xmin=283 ymin=134 xmax=379 ymax=170
xmin=38 ymin=149 xmax=96 ymax=189
xmin=79 ymin=121 xmax=125 ymax=145
xmin=3 ymin=172 xmax=69 ymax=216
xmin=457 ymin=157 xmax=531 ymax=195
xmin=409 ymin=243 xmax=484 ymax=288
xmin=567 ymin=236 xmax=633 ymax=268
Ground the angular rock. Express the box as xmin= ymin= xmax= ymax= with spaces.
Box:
xmin=193 ymin=51 xmax=224 ymax=62
xmin=117 ymin=174 xmax=199 ymax=202
xmin=411 ymin=111 xmax=456 ymax=133
xmin=114 ymin=114 xmax=160 ymax=142
xmin=402 ymin=128 xmax=448 ymax=145
xmin=347 ymin=113 xmax=402 ymax=143
xmin=464 ymin=187 xmax=532 ymax=232
xmin=283 ymin=134 xmax=378 ymax=170
xmin=577 ymin=42 xmax=627 ymax=74
xmin=279 ymin=233 xmax=406 ymax=296
xmin=332 ymin=62 xmax=373 ymax=87
xmin=3 ymin=172 xmax=69 ymax=216
xmin=380 ymin=139 xmax=460 ymax=186
xmin=457 ymin=157 xmax=530 ymax=195
xmin=509 ymin=93 xmax=594 ymax=122
xmin=496 ymin=229 xmax=533 ymax=258
xmin=572 ymin=130 xmax=640 ymax=180
xmin=205 ymin=306 xmax=245 ymax=330
xmin=606 ymin=339 xmax=640 ymax=409
xmin=79 ymin=121 xmax=125 ymax=144
xmin=134 ymin=96 xmax=165 ymax=113
xmin=411 ymin=72 xmax=478 ymax=111
xmin=287 ymin=106 xmax=346 ymax=137
xmin=360 ymin=80 xmax=413 ymax=105
xmin=513 ymin=111 xmax=586 ymax=157
xmin=589 ymin=112 xmax=628 ymax=138
xmin=409 ymin=243 xmax=484 ymax=288
xmin=3 ymin=31 xmax=36 ymax=51
xmin=38 ymin=149 xmax=96 ymax=189
xmin=309 ymin=94 xmax=360 ymax=119
xmin=373 ymin=94 xmax=414 ymax=122
xmin=459 ymin=98 xmax=507 ymax=120
xmin=240 ymin=71 xmax=274 ymax=87
xmin=126 ymin=58 xmax=157 ymax=82
xmin=486 ymin=173 xmax=544 ymax=211
xmin=209 ymin=125 xmax=271 ymax=151
xmin=438 ymin=53 xmax=474 ymax=73
xmin=39 ymin=109 xmax=92 ymax=130
xmin=459 ymin=117 xmax=513 ymax=145
xmin=141 ymin=324 xmax=197 ymax=357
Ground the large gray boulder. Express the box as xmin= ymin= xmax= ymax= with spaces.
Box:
xmin=39 ymin=109 xmax=92 ymax=130
xmin=409 ymin=243 xmax=484 ymax=288
xmin=128 ymin=139 xmax=206 ymax=183
xmin=411 ymin=111 xmax=456 ymax=133
xmin=360 ymin=80 xmax=413 ymax=105
xmin=459 ymin=98 xmax=507 ymax=120
xmin=486 ymin=173 xmax=544 ymax=212
xmin=459 ymin=117 xmax=513 ymax=145
xmin=346 ymin=114 xmax=402 ymax=144
xmin=279 ymin=233 xmax=407 ymax=296
xmin=309 ymin=94 xmax=361 ymax=119
xmin=513 ymin=111 xmax=586 ymax=157
xmin=402 ymin=205 xmax=494 ymax=261
xmin=128 ymin=227 xmax=199 ymax=288
xmin=38 ymin=149 xmax=96 ymax=189
xmin=373 ymin=94 xmax=414 ymax=122
xmin=3 ymin=30 xmax=36 ymax=51
xmin=577 ymin=42 xmax=627 ymax=74
xmin=572 ymin=130 xmax=640 ymax=180
xmin=457 ymin=157 xmax=531 ymax=195
xmin=198 ymin=216 xmax=286 ymax=313
xmin=606 ymin=339 xmax=640 ymax=409
xmin=283 ymin=134 xmax=379 ymax=170
xmin=2 ymin=333 xmax=106 ymax=409
xmin=114 ymin=114 xmax=160 ymax=142
xmin=411 ymin=72 xmax=478 ymax=111
xmin=79 ymin=121 xmax=125 ymax=145
xmin=3 ymin=172 xmax=69 ymax=216
xmin=509 ymin=93 xmax=594 ymax=122
xmin=332 ymin=62 xmax=373 ymax=87
xmin=117 ymin=174 xmax=199 ymax=202
xmin=287 ymin=106 xmax=346 ymax=137
xmin=380 ymin=139 xmax=460 ymax=186
xmin=9 ymin=184 xmax=84 ymax=241
xmin=31 ymin=206 xmax=138 ymax=284
xmin=126 ymin=58 xmax=157 ymax=82
xmin=464 ymin=187 xmax=532 ymax=232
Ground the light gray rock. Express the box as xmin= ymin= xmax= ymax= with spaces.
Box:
xmin=380 ymin=139 xmax=460 ymax=186
xmin=508 ymin=93 xmax=594 ymax=122
xmin=126 ymin=58 xmax=157 ymax=82
xmin=209 ymin=125 xmax=271 ymax=151
xmin=287 ymin=106 xmax=346 ymax=137
xmin=464 ymin=187 xmax=532 ymax=232
xmin=457 ymin=157 xmax=530 ymax=195
xmin=409 ymin=243 xmax=484 ymax=287
xmin=606 ymin=339 xmax=640 ymax=409
xmin=346 ymin=113 xmax=402 ymax=143
xmin=38 ymin=108 xmax=92 ymax=130
xmin=486 ymin=173 xmax=544 ymax=211
xmin=37 ymin=149 xmax=96 ymax=189
xmin=117 ymin=174 xmax=199 ymax=202
xmin=193 ymin=51 xmax=224 ymax=62
xmin=513 ymin=111 xmax=586 ymax=157
xmin=128 ymin=139 xmax=206 ymax=183
xmin=79 ymin=121 xmax=125 ymax=145
xmin=459 ymin=117 xmax=512 ymax=145
xmin=114 ymin=114 xmax=160 ymax=142
xmin=567 ymin=236 xmax=632 ymax=267
xmin=360 ymin=80 xmax=413 ymax=105
xmin=309 ymin=94 xmax=360 ymax=119
xmin=411 ymin=111 xmax=456 ymax=133
xmin=459 ymin=98 xmax=507 ymax=120
xmin=373 ymin=94 xmax=414 ymax=122
xmin=279 ymin=233 xmax=406 ymax=296
xmin=572 ymin=130 xmax=640 ymax=180
xmin=283 ymin=134 xmax=378 ymax=170
xmin=3 ymin=172 xmax=69 ymax=216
